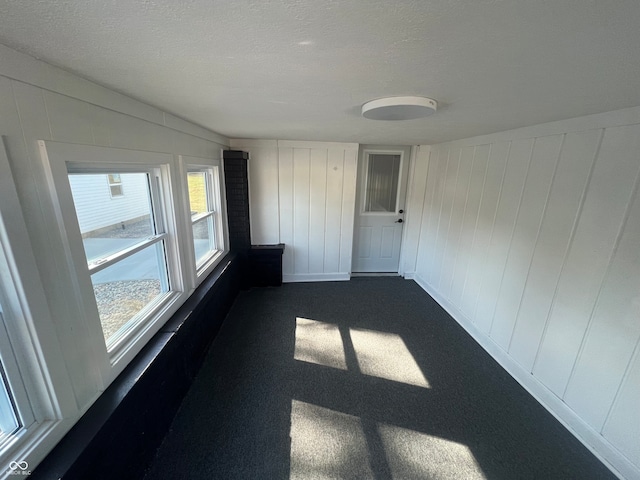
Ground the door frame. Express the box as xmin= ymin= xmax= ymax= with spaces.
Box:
xmin=352 ymin=144 xmax=412 ymax=274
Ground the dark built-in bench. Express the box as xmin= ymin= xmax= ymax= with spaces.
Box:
xmin=32 ymin=253 xmax=243 ymax=480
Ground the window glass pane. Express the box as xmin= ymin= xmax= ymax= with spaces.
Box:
xmin=91 ymin=242 xmax=169 ymax=342
xmin=108 ymin=174 xmax=121 ymax=184
xmin=192 ymin=216 xmax=216 ymax=266
xmin=109 ymin=184 xmax=123 ymax=197
xmin=0 ymin=307 xmax=19 ymax=437
xmin=0 ymin=364 xmax=19 ymax=436
xmin=364 ymin=154 xmax=401 ymax=212
xmin=187 ymin=172 xmax=208 ymax=216
xmin=69 ymin=173 xmax=155 ymax=264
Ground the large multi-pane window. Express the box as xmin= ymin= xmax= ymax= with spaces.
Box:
xmin=1 ymin=141 xmax=229 ymax=473
xmin=187 ymin=167 xmax=223 ymax=271
xmin=68 ymin=170 xmax=171 ymax=348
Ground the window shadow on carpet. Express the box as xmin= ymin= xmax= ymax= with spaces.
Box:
xmin=143 ymin=278 xmax=617 ymax=480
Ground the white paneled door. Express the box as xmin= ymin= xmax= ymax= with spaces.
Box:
xmin=352 ymin=146 xmax=410 ymax=272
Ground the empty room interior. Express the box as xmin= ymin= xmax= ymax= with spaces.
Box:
xmin=0 ymin=1 xmax=639 ymax=479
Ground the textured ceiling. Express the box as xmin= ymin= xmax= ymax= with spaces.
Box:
xmin=1 ymin=0 xmax=639 ymax=145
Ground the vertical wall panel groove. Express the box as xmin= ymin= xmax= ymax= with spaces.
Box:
xmin=401 ymin=146 xmax=430 ymax=275
xmin=453 ymin=144 xmax=489 ymax=306
xmin=564 ymin=165 xmax=640 ymax=397
xmin=467 ymin=141 xmax=510 ymax=323
xmin=508 ymin=129 xmax=602 ymax=371
xmin=429 ymin=146 xmax=452 ymax=285
xmin=323 ymin=151 xmax=329 ymax=273
xmin=563 ymin=157 xmax=640 ymax=434
xmin=533 ymin=124 xmax=640 ymax=397
xmin=414 ymin=146 xmax=437 ymax=273
xmin=475 ymin=138 xmax=532 ymax=335
xmin=528 ymin=129 xmax=604 ymax=373
xmin=418 ymin=146 xmax=446 ymax=282
xmin=488 ymin=136 xmax=538 ymax=343
xmin=446 ymin=146 xmax=477 ymax=298
xmin=508 ymin=134 xmax=565 ymax=350
xmin=277 ymin=148 xmax=294 ymax=275
xmin=603 ymin=340 xmax=640 ymax=431
xmin=412 ymin=110 xmax=640 ymax=479
xmin=338 ymin=150 xmax=345 ymax=271
xmin=440 ymin=146 xmax=471 ymax=295
xmin=414 ymin=147 xmax=431 ymax=268
xmin=459 ymin=143 xmax=491 ymax=306
xmin=491 ymin=135 xmax=564 ymax=350
xmin=309 ymin=149 xmax=327 ymax=274
xmin=247 ymin=143 xmax=355 ymax=281
xmin=293 ymin=149 xmax=311 ymax=274
xmin=433 ymin=147 xmax=460 ymax=287
xmin=339 ymin=148 xmax=357 ymax=274
xmin=602 ymin=342 xmax=640 ymax=467
xmin=323 ymin=148 xmax=344 ymax=274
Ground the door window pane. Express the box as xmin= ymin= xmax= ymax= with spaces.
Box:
xmin=364 ymin=154 xmax=401 ymax=212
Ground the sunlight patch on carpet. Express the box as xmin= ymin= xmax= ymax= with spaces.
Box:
xmin=350 ymin=328 xmax=430 ymax=388
xmin=290 ymin=400 xmax=373 ymax=480
xmin=294 ymin=317 xmax=347 ymax=370
xmin=378 ymin=423 xmax=486 ymax=479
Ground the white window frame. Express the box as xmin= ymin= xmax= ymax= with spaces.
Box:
xmin=0 ymin=138 xmax=75 ymax=473
xmin=0 ymin=254 xmax=35 ymax=461
xmin=69 ymin=166 xmax=172 ymax=353
xmin=188 ymin=169 xmax=217 ymax=266
xmin=179 ymin=155 xmax=229 ymax=286
xmin=39 ymin=141 xmax=190 ymax=381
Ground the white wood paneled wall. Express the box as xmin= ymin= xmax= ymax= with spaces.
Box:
xmin=230 ymin=139 xmax=358 ymax=282
xmin=0 ymin=45 xmax=229 ymax=468
xmin=410 ymin=106 xmax=640 ymax=480
xmin=1 ymin=77 xmax=227 ymax=407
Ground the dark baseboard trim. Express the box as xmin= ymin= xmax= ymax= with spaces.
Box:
xmin=31 ymin=253 xmax=242 ymax=480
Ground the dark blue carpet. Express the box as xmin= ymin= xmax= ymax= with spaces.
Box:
xmin=143 ymin=277 xmax=617 ymax=480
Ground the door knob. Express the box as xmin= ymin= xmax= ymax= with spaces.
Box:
xmin=395 ymin=219 xmax=403 ymax=223
xmin=399 ymin=209 xmax=404 ymax=214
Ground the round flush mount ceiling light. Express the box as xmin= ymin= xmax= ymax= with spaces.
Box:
xmin=361 ymin=96 xmax=437 ymax=120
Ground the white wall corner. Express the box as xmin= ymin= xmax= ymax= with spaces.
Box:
xmin=399 ymin=145 xmax=430 ymax=276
